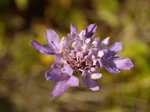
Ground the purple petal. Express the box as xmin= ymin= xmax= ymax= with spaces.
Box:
xmin=70 ymin=23 xmax=78 ymax=34
xmin=105 ymin=66 xmax=120 ymax=74
xmin=31 ymin=40 xmax=55 ymax=54
xmin=61 ymin=64 xmax=73 ymax=76
xmin=45 ymin=69 xmax=68 ymax=81
xmin=54 ymin=54 xmax=67 ymax=64
xmin=84 ymin=24 xmax=97 ymax=38
xmin=92 ymin=38 xmax=100 ymax=47
xmin=58 ymin=37 xmax=67 ymax=52
xmin=79 ymin=30 xmax=86 ymax=38
xmin=82 ymin=71 xmax=89 ymax=86
xmin=82 ymin=76 xmax=99 ymax=91
xmin=100 ymin=37 xmax=110 ymax=49
xmin=94 ymin=37 xmax=100 ymax=42
xmin=51 ymin=75 xmax=79 ymax=98
xmin=97 ymin=50 xmax=104 ymax=57
xmin=114 ymin=58 xmax=134 ymax=70
xmin=51 ymin=81 xmax=68 ymax=98
xmin=51 ymin=63 xmax=62 ymax=69
xmin=82 ymin=71 xmax=100 ymax=91
xmin=109 ymin=42 xmax=122 ymax=54
xmin=67 ymin=76 xmax=79 ymax=87
xmin=45 ymin=29 xmax=59 ymax=46
xmin=89 ymin=80 xmax=99 ymax=91
xmin=101 ymin=55 xmax=120 ymax=74
xmin=91 ymin=73 xmax=102 ymax=80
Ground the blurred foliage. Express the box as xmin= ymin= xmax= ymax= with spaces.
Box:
xmin=0 ymin=0 xmax=150 ymax=112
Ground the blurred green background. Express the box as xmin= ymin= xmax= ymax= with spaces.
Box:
xmin=0 ymin=0 xmax=150 ymax=112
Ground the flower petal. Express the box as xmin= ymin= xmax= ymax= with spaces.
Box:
xmin=51 ymin=81 xmax=68 ymax=98
xmin=61 ymin=64 xmax=73 ymax=76
xmin=97 ymin=50 xmax=104 ymax=57
xmin=92 ymin=38 xmax=100 ymax=47
xmin=91 ymin=73 xmax=102 ymax=80
xmin=67 ymin=76 xmax=79 ymax=87
xmin=82 ymin=77 xmax=99 ymax=91
xmin=58 ymin=37 xmax=67 ymax=52
xmin=31 ymin=40 xmax=55 ymax=54
xmin=100 ymin=37 xmax=110 ymax=49
xmin=84 ymin=24 xmax=97 ymax=38
xmin=51 ymin=75 xmax=79 ymax=98
xmin=79 ymin=30 xmax=86 ymax=38
xmin=114 ymin=58 xmax=134 ymax=70
xmin=82 ymin=71 xmax=100 ymax=91
xmin=105 ymin=66 xmax=120 ymax=74
xmin=45 ymin=69 xmax=68 ymax=81
xmin=45 ymin=29 xmax=59 ymax=46
xmin=89 ymin=80 xmax=99 ymax=91
xmin=70 ymin=23 xmax=78 ymax=35
xmin=54 ymin=54 xmax=67 ymax=64
xmin=51 ymin=63 xmax=62 ymax=69
xmin=109 ymin=42 xmax=122 ymax=54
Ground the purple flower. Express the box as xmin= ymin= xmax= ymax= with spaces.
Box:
xmin=31 ymin=23 xmax=134 ymax=99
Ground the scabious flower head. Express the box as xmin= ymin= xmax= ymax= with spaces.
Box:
xmin=31 ymin=23 xmax=134 ymax=98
